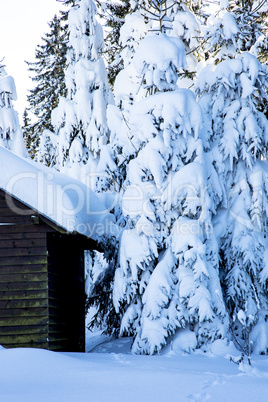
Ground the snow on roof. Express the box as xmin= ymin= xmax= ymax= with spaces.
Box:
xmin=0 ymin=146 xmax=115 ymax=241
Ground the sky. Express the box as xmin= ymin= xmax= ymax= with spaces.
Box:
xmin=0 ymin=0 xmax=65 ymax=121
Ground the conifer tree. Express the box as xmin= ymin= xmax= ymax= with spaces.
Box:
xmin=86 ymin=1 xmax=222 ymax=350
xmin=37 ymin=129 xmax=59 ymax=167
xmin=84 ymin=0 xmax=268 ymax=354
xmin=114 ymin=94 xmax=227 ymax=354
xmin=167 ymin=0 xmax=203 ymax=81
xmin=96 ymin=0 xmax=131 ymax=87
xmin=104 ymin=0 xmax=203 ymax=193
xmin=250 ymin=1 xmax=268 ymax=63
xmin=0 ymin=65 xmax=27 ymax=156
xmin=196 ymin=52 xmax=268 ymax=354
xmin=22 ymin=109 xmax=35 ymax=158
xmin=52 ymin=0 xmax=113 ymax=186
xmin=108 ymin=11 xmax=227 ymax=352
xmin=113 ymin=8 xmax=148 ymax=112
xmin=24 ymin=14 xmax=67 ymax=159
xmin=113 ymin=0 xmax=203 ymax=112
xmin=204 ymin=0 xmax=268 ymax=64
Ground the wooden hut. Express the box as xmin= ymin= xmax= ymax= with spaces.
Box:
xmin=0 ymin=147 xmax=113 ymax=352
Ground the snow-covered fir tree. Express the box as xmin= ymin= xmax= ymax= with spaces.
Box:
xmin=96 ymin=0 xmax=131 ymax=87
xmin=204 ymin=0 xmax=268 ymax=64
xmin=22 ymin=109 xmax=35 ymax=158
xmin=168 ymin=1 xmax=203 ymax=81
xmin=113 ymin=0 xmax=203 ymax=112
xmin=109 ymin=0 xmax=202 ymax=187
xmin=106 ymin=25 xmax=227 ymax=353
xmin=250 ymin=1 xmax=268 ymax=64
xmin=86 ymin=0 xmax=227 ymax=351
xmin=51 ymin=0 xmax=113 ymax=186
xmin=0 ymin=65 xmax=27 ymax=156
xmin=99 ymin=1 xmax=193 ymax=201
xmin=141 ymin=0 xmax=203 ymax=82
xmin=37 ymin=129 xmax=59 ymax=167
xmin=24 ymin=14 xmax=67 ymax=161
xmin=195 ymin=52 xmax=268 ymax=354
xmin=113 ymin=8 xmax=148 ymax=112
xmin=94 ymin=5 xmax=150 ymax=189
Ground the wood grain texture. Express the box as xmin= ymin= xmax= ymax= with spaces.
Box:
xmin=0 ymin=190 xmax=86 ymax=351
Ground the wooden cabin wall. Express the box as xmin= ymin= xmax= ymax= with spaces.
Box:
xmin=0 ymin=191 xmax=50 ymax=349
xmin=0 ymin=190 xmax=86 ymax=351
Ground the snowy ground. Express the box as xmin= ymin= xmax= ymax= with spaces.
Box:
xmin=1 ymin=335 xmax=268 ymax=402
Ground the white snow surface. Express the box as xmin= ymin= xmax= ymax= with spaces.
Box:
xmin=0 ymin=74 xmax=17 ymax=101
xmin=133 ymin=33 xmax=186 ymax=73
xmin=0 ymin=146 xmax=114 ymax=240
xmin=1 ymin=336 xmax=268 ymax=401
xmin=133 ymin=33 xmax=186 ymax=92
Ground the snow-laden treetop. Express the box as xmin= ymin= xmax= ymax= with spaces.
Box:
xmin=0 ymin=70 xmax=17 ymax=102
xmin=133 ymin=33 xmax=186 ymax=93
xmin=68 ymin=0 xmax=103 ymax=63
xmin=0 ymin=66 xmax=27 ymax=157
xmin=0 ymin=146 xmax=115 ymax=240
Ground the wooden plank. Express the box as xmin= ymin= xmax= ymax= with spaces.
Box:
xmin=0 ymin=215 xmax=34 ymax=224
xmin=0 ymin=316 xmax=48 ymax=327
xmin=0 ymin=298 xmax=48 ymax=309
xmin=0 ymin=336 xmax=48 ymax=345
xmin=0 ymin=238 xmax=46 ymax=249
xmin=0 ymin=202 xmax=34 ymax=213
xmin=0 ymin=336 xmax=49 ymax=348
xmin=0 ymin=232 xmax=46 ymax=240
xmin=0 ymin=207 xmax=33 ymax=215
xmin=3 ymin=342 xmax=49 ymax=349
xmin=0 ymin=226 xmax=39 ymax=234
xmin=39 ymin=216 xmax=68 ymax=234
xmin=0 ymin=264 xmax=47 ymax=274
xmin=0 ymin=247 xmax=47 ymax=257
xmin=0 ymin=335 xmax=48 ymax=345
xmin=0 ymin=255 xmax=47 ymax=266
xmin=0 ymin=272 xmax=48 ymax=283
xmin=0 ymin=224 xmax=52 ymax=234
xmin=0 ymin=207 xmax=33 ymax=216
xmin=0 ymin=192 xmax=35 ymax=209
xmin=0 ymin=324 xmax=48 ymax=336
xmin=0 ymin=337 xmax=48 ymax=346
xmin=0 ymin=307 xmax=48 ymax=318
xmin=0 ymin=289 xmax=48 ymax=300
xmin=0 ymin=281 xmax=47 ymax=292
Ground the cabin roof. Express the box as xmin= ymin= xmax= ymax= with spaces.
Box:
xmin=0 ymin=146 xmax=114 ymax=240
